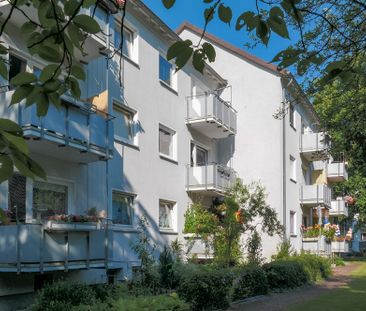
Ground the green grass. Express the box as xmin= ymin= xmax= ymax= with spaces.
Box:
xmin=286 ymin=262 xmax=366 ymax=311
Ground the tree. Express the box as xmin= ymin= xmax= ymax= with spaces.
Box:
xmin=314 ymin=62 xmax=366 ymax=226
xmin=0 ymin=0 xmax=364 ymax=182
xmin=184 ymin=179 xmax=283 ymax=266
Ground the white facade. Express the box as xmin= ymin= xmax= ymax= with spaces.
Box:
xmin=0 ymin=0 xmax=348 ymax=298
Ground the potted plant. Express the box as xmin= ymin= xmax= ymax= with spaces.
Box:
xmin=301 ymin=224 xmax=321 ymax=241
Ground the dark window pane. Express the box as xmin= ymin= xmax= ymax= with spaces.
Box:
xmin=8 ymin=174 xmax=26 ymax=223
xmin=9 ymin=55 xmax=26 ymax=90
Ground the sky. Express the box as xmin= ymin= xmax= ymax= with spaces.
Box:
xmin=142 ymin=0 xmax=297 ymax=64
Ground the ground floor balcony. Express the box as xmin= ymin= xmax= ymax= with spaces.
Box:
xmin=1 ymin=91 xmax=113 ymax=163
xmin=302 ymin=236 xmax=331 ymax=255
xmin=330 ymin=198 xmax=348 ymax=217
xmin=300 ymin=132 xmax=330 ymax=161
xmin=186 ymin=92 xmax=237 ymax=139
xmin=327 ymin=162 xmax=348 ymax=182
xmin=0 ymin=223 xmax=112 ymax=273
xmin=331 ymin=240 xmax=350 ymax=253
xmin=186 ymin=164 xmax=236 ymax=195
xmin=300 ymin=184 xmax=332 ymax=208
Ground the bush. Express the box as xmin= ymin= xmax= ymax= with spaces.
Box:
xmin=263 ymin=261 xmax=308 ymax=289
xmin=231 ymin=265 xmax=268 ymax=301
xmin=289 ymin=253 xmax=331 ymax=281
xmin=112 ymin=293 xmax=189 ymax=311
xmin=31 ymin=280 xmax=96 ymax=311
xmin=177 ymin=266 xmax=233 ymax=311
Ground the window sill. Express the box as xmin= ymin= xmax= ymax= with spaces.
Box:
xmin=290 ymin=178 xmax=297 ymax=184
xmin=159 ymin=153 xmax=178 ymax=165
xmin=110 ymin=225 xmax=140 ymax=233
xmin=159 ymin=229 xmax=178 ymax=235
xmin=159 ymin=80 xmax=178 ymax=95
xmin=114 ymin=137 xmax=140 ymax=151
xmin=290 ymin=234 xmax=298 ymax=238
xmin=123 ymin=54 xmax=140 ymax=69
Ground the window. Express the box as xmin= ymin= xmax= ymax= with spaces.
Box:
xmin=8 ymin=173 xmax=26 ymax=223
xmin=115 ymin=25 xmax=134 ymax=59
xmin=290 ymin=211 xmax=296 ymax=236
xmin=33 ymin=181 xmax=68 ymax=221
xmin=289 ymin=155 xmax=296 ymax=182
xmin=9 ymin=54 xmax=26 ymax=90
xmin=113 ymin=104 xmax=135 ymax=144
xmin=159 ymin=125 xmax=176 ymax=160
xmin=159 ymin=55 xmax=173 ymax=87
xmin=112 ymin=192 xmax=133 ymax=225
xmin=289 ymin=103 xmax=295 ymax=128
xmin=191 ymin=142 xmax=208 ymax=167
xmin=159 ymin=200 xmax=175 ymax=230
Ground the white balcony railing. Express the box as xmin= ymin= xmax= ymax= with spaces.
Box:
xmin=186 ymin=92 xmax=237 ymax=139
xmin=186 ymin=164 xmax=236 ymax=194
xmin=327 ymin=162 xmax=348 ymax=182
xmin=300 ymin=184 xmax=331 ymax=207
xmin=300 ymin=132 xmax=330 ymax=160
xmin=0 ymin=224 xmax=111 ymax=273
xmin=1 ymin=91 xmax=113 ymax=162
xmin=330 ymin=198 xmax=348 ymax=217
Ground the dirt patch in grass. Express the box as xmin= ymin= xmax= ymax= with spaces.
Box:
xmin=229 ymin=262 xmax=362 ymax=311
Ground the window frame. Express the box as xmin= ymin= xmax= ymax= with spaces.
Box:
xmin=111 ymin=190 xmax=135 ymax=227
xmin=290 ymin=211 xmax=297 ymax=236
xmin=289 ymin=103 xmax=296 ymax=129
xmin=159 ymin=54 xmax=177 ymax=91
xmin=114 ymin=21 xmax=138 ymax=64
xmin=289 ymin=155 xmax=297 ymax=183
xmin=191 ymin=142 xmax=209 ymax=167
xmin=158 ymin=199 xmax=177 ymax=231
xmin=159 ymin=124 xmax=177 ymax=162
xmin=113 ymin=102 xmax=137 ymax=147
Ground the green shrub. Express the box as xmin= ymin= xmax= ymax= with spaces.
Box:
xmin=231 ymin=265 xmax=268 ymax=301
xmin=272 ymin=238 xmax=295 ymax=260
xmin=334 ymin=256 xmax=345 ymax=266
xmin=289 ymin=253 xmax=331 ymax=281
xmin=177 ymin=266 xmax=233 ymax=310
xmin=31 ymin=280 xmax=96 ymax=311
xmin=263 ymin=261 xmax=308 ymax=289
xmin=112 ymin=293 xmax=189 ymax=311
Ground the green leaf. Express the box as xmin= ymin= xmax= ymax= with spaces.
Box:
xmin=167 ymin=40 xmax=192 ymax=61
xmin=192 ymin=50 xmax=205 ymax=74
xmin=64 ymin=0 xmax=81 ymax=16
xmin=2 ymin=131 xmax=29 ymax=155
xmin=69 ymin=77 xmax=81 ymax=98
xmin=38 ymin=45 xmax=63 ymax=63
xmin=218 ymin=4 xmax=232 ymax=25
xmin=325 ymin=60 xmax=346 ymax=73
xmin=256 ymin=20 xmax=270 ymax=45
xmin=67 ymin=22 xmax=84 ymax=48
xmin=10 ymin=85 xmax=34 ymax=105
xmin=21 ymin=21 xmax=37 ymax=35
xmin=204 ymin=7 xmax=215 ymax=23
xmin=0 ymin=59 xmax=7 ymax=80
xmin=71 ymin=64 xmax=86 ymax=81
xmin=10 ymin=72 xmax=37 ymax=86
xmin=0 ymin=44 xmax=8 ymax=54
xmin=0 ymin=154 xmax=14 ymax=183
xmin=43 ymin=80 xmax=61 ymax=92
xmin=202 ymin=42 xmax=216 ymax=62
xmin=40 ymin=64 xmax=61 ymax=82
xmin=28 ymin=157 xmax=46 ymax=180
xmin=271 ymin=48 xmax=304 ymax=68
xmin=0 ymin=119 xmax=23 ymax=134
xmin=268 ymin=7 xmax=289 ymax=39
xmin=175 ymin=47 xmax=193 ymax=71
xmin=162 ymin=0 xmax=176 ymax=9
xmin=12 ymin=155 xmax=35 ymax=179
xmin=36 ymin=93 xmax=49 ymax=117
xmin=73 ymin=14 xmax=101 ymax=34
xmin=236 ymin=11 xmax=258 ymax=31
xmin=82 ymin=0 xmax=96 ymax=8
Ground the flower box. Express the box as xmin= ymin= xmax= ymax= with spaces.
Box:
xmin=331 ymin=240 xmax=350 ymax=253
xmin=302 ymin=237 xmax=319 ymax=242
xmin=44 ymin=221 xmax=101 ymax=232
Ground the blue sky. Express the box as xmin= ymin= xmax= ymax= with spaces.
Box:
xmin=143 ymin=0 xmax=297 ymax=63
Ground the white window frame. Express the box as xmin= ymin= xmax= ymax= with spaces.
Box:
xmin=159 ymin=54 xmax=177 ymax=91
xmin=191 ymin=141 xmax=209 ymax=167
xmin=289 ymin=155 xmax=297 ymax=182
xmin=290 ymin=211 xmax=297 ymax=236
xmin=111 ymin=190 xmax=135 ymax=227
xmin=114 ymin=21 xmax=139 ymax=64
xmin=159 ymin=199 xmax=177 ymax=232
xmin=289 ymin=103 xmax=296 ymax=129
xmin=159 ymin=124 xmax=177 ymax=162
xmin=113 ymin=102 xmax=138 ymax=147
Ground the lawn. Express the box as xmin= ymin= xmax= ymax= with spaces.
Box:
xmin=286 ymin=262 xmax=366 ymax=311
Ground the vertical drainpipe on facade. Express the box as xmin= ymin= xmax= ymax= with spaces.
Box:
xmin=282 ymin=84 xmax=287 ymax=240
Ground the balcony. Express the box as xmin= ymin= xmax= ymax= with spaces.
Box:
xmin=330 ymin=198 xmax=348 ymax=217
xmin=0 ymin=0 xmax=117 ymax=62
xmin=300 ymin=132 xmax=330 ymax=161
xmin=331 ymin=240 xmax=350 ymax=253
xmin=186 ymin=164 xmax=236 ymax=195
xmin=186 ymin=92 xmax=237 ymax=139
xmin=1 ymin=91 xmax=113 ymax=163
xmin=302 ymin=235 xmax=331 ymax=255
xmin=300 ymin=184 xmax=331 ymax=207
xmin=0 ymin=224 xmax=112 ymax=273
xmin=327 ymin=162 xmax=348 ymax=182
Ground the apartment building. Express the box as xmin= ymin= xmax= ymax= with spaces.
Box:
xmin=0 ymin=0 xmax=349 ymax=299
xmin=178 ymin=23 xmax=349 ymax=258
xmin=0 ymin=0 xmax=236 ymax=297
